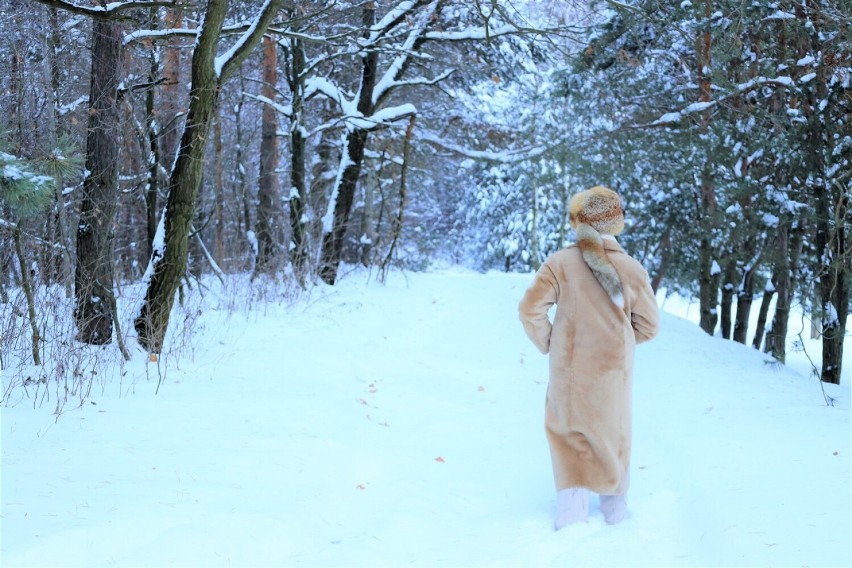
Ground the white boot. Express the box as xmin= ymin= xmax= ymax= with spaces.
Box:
xmin=599 ymin=492 xmax=627 ymax=525
xmin=555 ymin=487 xmax=589 ymax=529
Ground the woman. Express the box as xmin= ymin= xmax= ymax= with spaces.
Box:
xmin=518 ymin=186 xmax=659 ymax=529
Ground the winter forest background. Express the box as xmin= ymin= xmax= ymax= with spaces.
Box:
xmin=1 ymin=0 xmax=850 ymax=404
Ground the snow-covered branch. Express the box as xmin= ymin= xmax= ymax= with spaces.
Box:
xmin=418 ymin=130 xmax=557 ymax=164
xmin=644 ymin=76 xmax=795 ymax=127
xmin=383 ymin=69 xmax=456 ymax=91
xmin=345 ymin=103 xmax=417 ymax=132
xmin=304 ymin=77 xmax=354 ymax=113
xmin=32 ymin=0 xmax=175 ymax=20
xmin=216 ymin=0 xmax=286 ymax=81
xmin=244 ymin=93 xmax=293 ymax=119
xmin=423 ymin=23 xmax=526 ymax=42
xmin=372 ymin=1 xmax=440 ymax=105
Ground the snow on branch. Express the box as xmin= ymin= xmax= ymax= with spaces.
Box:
xmin=418 ymin=130 xmax=558 ymax=164
xmin=32 ymin=0 xmax=175 ymax=20
xmin=382 ymin=69 xmax=455 ymax=91
xmin=367 ymin=0 xmax=421 ymax=44
xmin=124 ymin=28 xmax=198 ymax=45
xmin=304 ymin=77 xmax=355 ymax=114
xmin=216 ymin=0 xmax=283 ymax=81
xmin=243 ymin=93 xmax=293 ymax=119
xmin=644 ymin=76 xmax=795 ymax=127
xmin=345 ymin=104 xmax=417 ymax=132
xmin=422 ymin=23 xmax=524 ymax=42
xmin=372 ymin=2 xmax=440 ymax=105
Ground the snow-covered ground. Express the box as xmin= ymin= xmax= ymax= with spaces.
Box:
xmin=2 ymin=269 xmax=850 ymax=567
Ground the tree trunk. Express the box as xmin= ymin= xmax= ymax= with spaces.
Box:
xmin=308 ymin=100 xmax=337 ymax=274
xmin=765 ymin=219 xmax=804 ymax=363
xmin=733 ymin=258 xmax=760 ymax=344
xmin=213 ymin=106 xmax=225 ymax=268
xmin=135 ymin=0 xmax=229 ymax=353
xmin=650 ymin=230 xmax=671 ymax=294
xmin=319 ymin=2 xmax=378 ymax=285
xmin=696 ymin=2 xmax=718 ymax=336
xmin=803 ymin=0 xmax=848 ymax=384
xmin=530 ymin=183 xmax=540 ymax=270
xmin=14 ymin=228 xmax=41 ymax=365
xmin=47 ymin=7 xmax=73 ymax=298
xmin=144 ymin=29 xmax=161 ymax=261
xmin=286 ymin=37 xmax=309 ymax=278
xmin=233 ymin=72 xmax=252 ymax=268
xmin=255 ymin=35 xmax=284 ymax=276
xmin=697 ymin=170 xmax=719 ymax=335
xmin=752 ymin=283 xmax=775 ymax=350
xmin=815 ymin=183 xmax=849 ymax=385
xmin=160 ymin=7 xmax=183 ymax=172
xmin=379 ymin=115 xmax=415 ymax=281
xmin=719 ymin=258 xmax=736 ymax=340
xmin=75 ymin=18 xmax=122 ymax=345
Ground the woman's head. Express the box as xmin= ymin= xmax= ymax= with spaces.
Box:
xmin=569 ymin=186 xmax=624 ymax=236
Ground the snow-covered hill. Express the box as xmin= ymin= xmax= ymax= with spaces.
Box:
xmin=2 ymin=270 xmax=849 ymax=567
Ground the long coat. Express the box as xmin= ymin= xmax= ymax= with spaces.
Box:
xmin=519 ymin=238 xmax=659 ymax=495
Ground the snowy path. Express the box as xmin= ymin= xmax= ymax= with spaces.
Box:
xmin=2 ymin=270 xmax=850 ymax=567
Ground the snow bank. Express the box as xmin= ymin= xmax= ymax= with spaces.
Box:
xmin=2 ymin=271 xmax=849 ymax=567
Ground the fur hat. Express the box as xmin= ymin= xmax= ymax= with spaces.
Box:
xmin=569 ymin=185 xmax=624 ymax=235
xmin=569 ymin=186 xmax=625 ymax=308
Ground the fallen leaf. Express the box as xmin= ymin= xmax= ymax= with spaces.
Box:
xmin=356 ymin=484 xmax=366 ymax=490
xmin=435 ymin=456 xmax=445 ymax=463
xmin=477 ymin=385 xmax=485 ymax=392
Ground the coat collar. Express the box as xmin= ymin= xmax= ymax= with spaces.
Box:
xmin=602 ymin=236 xmax=624 ymax=253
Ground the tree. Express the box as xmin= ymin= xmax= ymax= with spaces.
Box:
xmin=254 ymin=34 xmax=284 ymax=276
xmin=135 ymin=0 xmax=285 ymax=353
xmin=32 ymin=0 xmax=174 ymax=346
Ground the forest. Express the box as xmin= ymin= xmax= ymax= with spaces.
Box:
xmin=1 ymin=0 xmax=849 ymax=397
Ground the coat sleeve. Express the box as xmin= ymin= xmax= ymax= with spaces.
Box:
xmin=518 ymin=263 xmax=559 ymax=354
xmin=631 ymin=270 xmax=660 ymax=344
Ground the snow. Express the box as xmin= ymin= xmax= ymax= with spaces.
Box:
xmin=765 ymin=10 xmax=795 ymax=21
xmin=140 ymin=205 xmax=167 ymax=284
xmin=800 ymin=72 xmax=817 ymax=84
xmin=2 ymin=270 xmax=850 ymax=567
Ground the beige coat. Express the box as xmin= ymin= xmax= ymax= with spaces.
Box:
xmin=519 ymin=239 xmax=659 ymax=495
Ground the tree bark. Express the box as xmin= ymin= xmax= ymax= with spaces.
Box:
xmin=254 ymin=35 xmax=284 ymax=276
xmin=213 ymin=106 xmax=225 ymax=267
xmin=719 ymin=258 xmax=736 ymax=340
xmin=764 ymin=220 xmax=804 ymax=363
xmin=144 ymin=23 xmax=161 ymax=261
xmin=160 ymin=7 xmax=183 ymax=171
xmin=696 ymin=0 xmax=718 ymax=336
xmin=733 ymin=256 xmax=760 ymax=344
xmin=379 ymin=115 xmax=415 ymax=281
xmin=752 ymin=283 xmax=774 ymax=351
xmin=75 ymin=18 xmax=122 ymax=345
xmin=14 ymin=228 xmax=41 ymax=365
xmin=649 ymin=230 xmax=671 ymax=294
xmin=285 ymin=36 xmax=309 ymax=279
